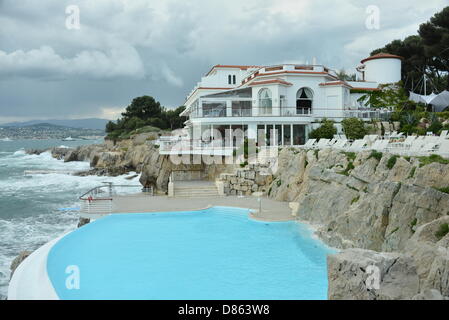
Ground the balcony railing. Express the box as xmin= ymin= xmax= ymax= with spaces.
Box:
xmin=187 ymin=106 xmax=391 ymax=120
xmin=189 ymin=107 xmax=313 ymax=119
xmin=344 ymin=109 xmax=392 ymax=120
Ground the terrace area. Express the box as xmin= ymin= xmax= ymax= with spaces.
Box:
xmin=79 ymin=183 xmax=294 ymax=222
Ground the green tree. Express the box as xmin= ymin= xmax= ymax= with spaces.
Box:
xmin=309 ymin=119 xmax=337 ymax=140
xmin=105 ymin=121 xmax=116 ymax=133
xmin=358 ymin=83 xmax=411 ymax=111
xmin=341 ymin=118 xmax=367 ymax=140
xmin=418 ymin=6 xmax=449 ymax=90
xmin=371 ymin=7 xmax=449 ymax=92
xmin=121 ymin=96 xmax=163 ymax=121
xmin=163 ymin=106 xmax=186 ymax=130
xmin=337 ymin=69 xmax=356 ymax=81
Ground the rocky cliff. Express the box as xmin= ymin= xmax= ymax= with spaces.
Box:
xmin=265 ymin=148 xmax=449 ymax=299
xmin=46 ymin=133 xmax=237 ymax=193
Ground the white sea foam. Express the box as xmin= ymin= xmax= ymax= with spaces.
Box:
xmin=0 ymin=210 xmax=78 ymax=299
xmin=0 ymin=149 xmax=141 ymax=299
xmin=12 ymin=149 xmax=25 ymax=156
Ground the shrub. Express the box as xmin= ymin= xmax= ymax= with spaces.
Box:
xmin=400 ymin=124 xmax=418 ymax=135
xmin=341 ymin=118 xmax=367 ymax=140
xmin=339 ymin=162 xmax=355 ymax=176
xmin=368 ymin=150 xmax=383 ymax=161
xmin=408 ymin=167 xmax=416 ymax=179
xmin=351 ymin=195 xmax=360 ymax=204
xmin=390 ymin=227 xmax=399 ymax=235
xmin=419 ymin=154 xmax=449 ymax=167
xmin=342 ymin=152 xmax=357 ymax=161
xmin=309 ymin=119 xmax=337 ymax=140
xmin=240 ymin=161 xmax=248 ymax=168
xmin=428 ymin=121 xmax=443 ymax=134
xmin=410 ymin=218 xmax=417 ymax=233
xmin=435 ymin=223 xmax=449 ymax=240
xmin=436 ymin=186 xmax=449 ymax=194
xmin=386 ymin=155 xmax=399 ymax=169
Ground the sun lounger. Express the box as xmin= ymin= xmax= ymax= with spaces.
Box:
xmin=347 ymin=139 xmax=367 ymax=152
xmin=437 ymin=139 xmax=449 ymax=157
xmin=332 ymin=139 xmax=349 ymax=150
xmin=370 ymin=139 xmax=389 ymax=151
xmin=408 ymin=138 xmax=426 ymax=155
xmin=301 ymin=139 xmax=317 ymax=149
xmin=313 ymin=139 xmax=330 ymax=149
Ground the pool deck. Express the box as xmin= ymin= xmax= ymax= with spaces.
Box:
xmin=85 ymin=194 xmax=294 ymax=222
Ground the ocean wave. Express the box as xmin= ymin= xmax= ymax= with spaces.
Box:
xmin=0 ymin=148 xmax=142 ymax=298
xmin=0 ymin=209 xmax=79 ymax=298
xmin=13 ymin=149 xmax=25 ymax=156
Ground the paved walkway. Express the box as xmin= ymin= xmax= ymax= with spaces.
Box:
xmin=87 ymin=194 xmax=294 ymax=222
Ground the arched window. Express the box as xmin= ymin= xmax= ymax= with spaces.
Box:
xmin=258 ymin=88 xmax=272 ymax=115
xmin=228 ymin=75 xmax=232 ymax=84
xmin=296 ymin=87 xmax=313 ymax=114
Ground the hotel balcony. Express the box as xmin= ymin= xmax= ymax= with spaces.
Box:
xmin=188 ymin=106 xmax=313 ymax=119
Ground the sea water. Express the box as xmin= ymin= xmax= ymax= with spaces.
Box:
xmin=0 ymin=139 xmax=141 ymax=299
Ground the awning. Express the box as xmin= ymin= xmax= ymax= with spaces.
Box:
xmin=409 ymin=90 xmax=449 ymax=112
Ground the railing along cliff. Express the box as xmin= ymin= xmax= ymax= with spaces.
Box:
xmin=79 ymin=184 xmax=153 ymax=216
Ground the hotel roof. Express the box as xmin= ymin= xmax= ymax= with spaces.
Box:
xmin=361 ymin=53 xmax=403 ymax=64
xmin=205 ymin=65 xmax=261 ymax=76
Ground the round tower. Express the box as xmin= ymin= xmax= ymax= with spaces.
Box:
xmin=360 ymin=53 xmax=402 ymax=84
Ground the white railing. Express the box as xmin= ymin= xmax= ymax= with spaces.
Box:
xmin=78 ymin=184 xmax=153 ymax=216
xmin=80 ymin=199 xmax=113 ymax=215
xmin=344 ymin=109 xmax=392 ymax=120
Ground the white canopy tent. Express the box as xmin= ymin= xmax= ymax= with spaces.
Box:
xmin=409 ymin=90 xmax=449 ymax=112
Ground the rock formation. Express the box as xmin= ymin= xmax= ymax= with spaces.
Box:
xmin=10 ymin=251 xmax=31 ymax=279
xmin=265 ymin=148 xmax=449 ymax=299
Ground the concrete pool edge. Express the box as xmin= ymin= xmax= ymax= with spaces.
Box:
xmin=8 ymin=235 xmax=63 ymax=300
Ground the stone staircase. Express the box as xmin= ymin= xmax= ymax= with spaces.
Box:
xmin=172 ymin=181 xmax=220 ymax=198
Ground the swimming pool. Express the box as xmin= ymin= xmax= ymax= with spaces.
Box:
xmin=47 ymin=207 xmax=335 ymax=300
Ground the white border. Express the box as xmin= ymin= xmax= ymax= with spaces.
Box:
xmin=7 ymin=236 xmax=63 ymax=300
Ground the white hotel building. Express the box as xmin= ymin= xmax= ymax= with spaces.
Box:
xmin=160 ymin=53 xmax=402 ymax=155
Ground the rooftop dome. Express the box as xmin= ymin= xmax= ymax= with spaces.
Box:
xmin=361 ymin=53 xmax=403 ymax=64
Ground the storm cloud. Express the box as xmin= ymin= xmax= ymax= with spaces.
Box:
xmin=0 ymin=0 xmax=446 ymax=122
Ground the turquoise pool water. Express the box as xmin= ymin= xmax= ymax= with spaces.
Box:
xmin=47 ymin=207 xmax=335 ymax=300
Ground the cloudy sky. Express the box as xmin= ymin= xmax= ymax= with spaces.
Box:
xmin=0 ymin=0 xmax=446 ymax=123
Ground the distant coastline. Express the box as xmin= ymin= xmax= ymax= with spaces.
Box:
xmin=0 ymin=123 xmax=105 ymax=140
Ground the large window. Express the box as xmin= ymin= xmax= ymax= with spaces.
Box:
xmin=293 ymin=125 xmax=306 ymax=145
xmin=296 ymin=88 xmax=313 ymax=115
xmin=258 ymin=88 xmax=272 ymax=115
xmin=202 ymin=101 xmax=227 ymax=117
xmin=283 ymin=125 xmax=291 ymax=145
xmin=232 ymin=101 xmax=252 ymax=116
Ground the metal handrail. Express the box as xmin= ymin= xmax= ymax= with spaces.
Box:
xmin=79 ymin=184 xmax=152 ymax=201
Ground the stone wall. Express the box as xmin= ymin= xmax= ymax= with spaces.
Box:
xmin=219 ymin=165 xmax=273 ymax=196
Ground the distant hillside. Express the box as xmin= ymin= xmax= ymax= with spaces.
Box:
xmin=0 ymin=122 xmax=105 ymax=140
xmin=2 ymin=118 xmax=109 ymax=130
